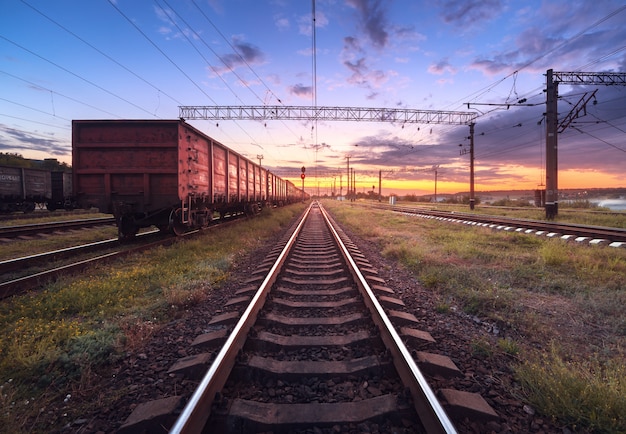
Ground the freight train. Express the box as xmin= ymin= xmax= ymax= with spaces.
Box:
xmin=72 ymin=119 xmax=309 ymax=240
xmin=0 ymin=165 xmax=74 ymax=213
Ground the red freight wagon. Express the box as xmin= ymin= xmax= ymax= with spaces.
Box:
xmin=72 ymin=119 xmax=295 ymax=240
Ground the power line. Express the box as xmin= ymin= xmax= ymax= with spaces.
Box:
xmin=0 ymin=34 xmax=157 ymax=117
xmin=570 ymin=126 xmax=626 ymax=153
xmin=0 ymin=70 xmax=121 ymax=118
xmin=0 ymin=113 xmax=70 ymax=130
xmin=107 ymin=0 xmax=217 ymax=105
xmin=190 ymin=0 xmax=284 ymax=105
xmin=0 ymin=96 xmax=72 ymax=122
xmin=19 ymin=0 xmax=184 ymax=107
xmin=157 ymin=0 xmax=249 ymax=105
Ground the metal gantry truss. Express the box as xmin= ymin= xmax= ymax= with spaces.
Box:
xmin=179 ymin=105 xmax=477 ymax=126
xmin=552 ymin=71 xmax=626 ymax=85
xmin=180 ymin=104 xmax=480 ymax=206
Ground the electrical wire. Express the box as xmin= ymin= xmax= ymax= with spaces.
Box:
xmin=19 ymin=0 xmax=184 ymax=107
xmin=0 ymin=34 xmax=158 ymax=117
xmin=107 ymin=0 xmax=217 ymax=105
xmin=0 ymin=70 xmax=122 ymax=119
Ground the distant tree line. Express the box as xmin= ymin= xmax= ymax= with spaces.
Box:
xmin=0 ymin=152 xmax=71 ymax=172
xmin=403 ymin=193 xmax=480 ymax=205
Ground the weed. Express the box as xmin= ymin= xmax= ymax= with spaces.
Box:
xmin=515 ymin=347 xmax=626 ymax=433
xmin=470 ymin=338 xmax=493 ymax=358
xmin=497 ymin=337 xmax=520 ymax=356
xmin=435 ymin=302 xmax=450 ymax=313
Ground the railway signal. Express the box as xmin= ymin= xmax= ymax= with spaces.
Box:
xmin=301 ymin=166 xmax=306 ymax=200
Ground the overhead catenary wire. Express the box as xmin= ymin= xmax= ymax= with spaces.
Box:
xmin=0 ymin=70 xmax=122 ymax=119
xmin=189 ymin=0 xmax=284 ymax=106
xmin=107 ymin=0 xmax=217 ymax=106
xmin=0 ymin=34 xmax=158 ymax=118
xmin=19 ymin=0 xmax=184 ymax=107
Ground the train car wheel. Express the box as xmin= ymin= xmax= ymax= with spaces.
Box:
xmin=169 ymin=208 xmax=188 ymax=236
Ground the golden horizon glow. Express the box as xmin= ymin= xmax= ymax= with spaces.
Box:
xmin=291 ymin=165 xmax=625 ymax=196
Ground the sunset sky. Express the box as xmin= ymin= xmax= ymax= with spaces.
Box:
xmin=1 ymin=0 xmax=625 ymax=195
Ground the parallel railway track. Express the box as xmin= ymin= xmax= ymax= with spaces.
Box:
xmin=0 ymin=231 xmax=169 ymax=300
xmin=0 ymin=217 xmax=116 ymax=238
xmin=120 ymin=202 xmax=502 ymax=433
xmin=365 ymin=203 xmax=626 ymax=245
xmin=0 ymin=214 xmax=252 ymax=300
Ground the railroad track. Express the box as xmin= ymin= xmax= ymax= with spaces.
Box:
xmin=364 ymin=203 xmax=626 ymax=246
xmin=0 ymin=213 xmax=248 ymax=300
xmin=0 ymin=230 xmax=167 ymax=300
xmin=0 ymin=217 xmax=116 ymax=238
xmin=120 ymin=202 xmax=499 ymax=433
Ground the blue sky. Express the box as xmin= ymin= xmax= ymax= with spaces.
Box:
xmin=1 ymin=0 xmax=625 ymax=194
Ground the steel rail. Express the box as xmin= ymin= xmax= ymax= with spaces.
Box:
xmin=399 ymin=208 xmax=626 ymax=243
xmin=0 ymin=217 xmax=116 ymax=238
xmin=0 ymin=230 xmax=164 ymax=300
xmin=0 ymin=238 xmax=120 ymax=274
xmin=172 ymin=201 xmax=456 ymax=433
xmin=318 ymin=203 xmax=457 ymax=434
xmin=170 ymin=203 xmax=313 ymax=434
xmin=0 ymin=213 xmax=252 ymax=300
xmin=0 ymin=252 xmax=123 ymax=299
xmin=365 ymin=203 xmax=626 ymax=244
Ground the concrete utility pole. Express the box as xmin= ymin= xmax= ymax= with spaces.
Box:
xmin=545 ymin=69 xmax=559 ymax=219
xmin=544 ymin=69 xmax=626 ymax=219
xmin=469 ymin=123 xmax=475 ymax=210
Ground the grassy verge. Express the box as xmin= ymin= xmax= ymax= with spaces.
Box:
xmin=0 ymin=204 xmax=306 ymax=432
xmin=392 ymin=200 xmax=626 ymax=228
xmin=323 ymin=200 xmax=626 ymax=433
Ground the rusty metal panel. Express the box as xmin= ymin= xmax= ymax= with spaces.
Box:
xmin=72 ymin=120 xmax=180 ymax=213
xmin=262 ymin=168 xmax=268 ymax=201
xmin=239 ymin=158 xmax=248 ymax=200
xmin=279 ymin=177 xmax=286 ymax=201
xmin=248 ymin=163 xmax=252 ymax=200
xmin=266 ymin=171 xmax=273 ymax=202
xmin=228 ymin=151 xmax=238 ymax=202
xmin=212 ymin=144 xmax=226 ymax=202
xmin=178 ymin=124 xmax=210 ymax=200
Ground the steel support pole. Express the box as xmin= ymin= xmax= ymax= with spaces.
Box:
xmin=545 ymin=69 xmax=558 ymax=219
xmin=469 ymin=123 xmax=475 ymax=210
